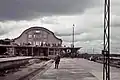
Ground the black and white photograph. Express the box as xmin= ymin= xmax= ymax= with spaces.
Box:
xmin=0 ymin=0 xmax=120 ymax=80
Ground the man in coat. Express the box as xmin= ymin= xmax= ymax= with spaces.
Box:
xmin=54 ymin=54 xmax=61 ymax=69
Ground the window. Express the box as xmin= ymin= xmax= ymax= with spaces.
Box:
xmin=34 ymin=34 xmax=40 ymax=39
xmin=35 ymin=30 xmax=41 ymax=33
xmin=49 ymin=52 xmax=53 ymax=55
xmin=39 ymin=42 xmax=41 ymax=45
xmin=43 ymin=32 xmax=47 ymax=38
xmin=43 ymin=35 xmax=47 ymax=38
xmin=48 ymin=43 xmax=50 ymax=46
xmin=39 ymin=35 xmax=42 ymax=38
xmin=34 ymin=35 xmax=36 ymax=38
xmin=43 ymin=39 xmax=47 ymax=42
xmin=28 ymin=41 xmax=32 ymax=45
xmin=33 ymin=41 xmax=36 ymax=45
xmin=35 ymin=34 xmax=40 ymax=39
xmin=36 ymin=41 xmax=39 ymax=45
xmin=28 ymin=34 xmax=32 ymax=38
xmin=43 ymin=42 xmax=46 ymax=45
xmin=41 ymin=42 xmax=43 ymax=46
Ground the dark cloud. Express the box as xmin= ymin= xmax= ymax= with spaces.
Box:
xmin=0 ymin=0 xmax=97 ymax=21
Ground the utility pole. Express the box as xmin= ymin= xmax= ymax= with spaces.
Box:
xmin=72 ymin=24 xmax=75 ymax=48
xmin=71 ymin=24 xmax=75 ymax=58
xmin=102 ymin=0 xmax=110 ymax=80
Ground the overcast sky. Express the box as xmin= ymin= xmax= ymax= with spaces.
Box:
xmin=0 ymin=0 xmax=120 ymax=54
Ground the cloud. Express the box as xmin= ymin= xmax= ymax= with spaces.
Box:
xmin=0 ymin=0 xmax=98 ymax=21
xmin=111 ymin=16 xmax=120 ymax=27
xmin=0 ymin=0 xmax=120 ymax=54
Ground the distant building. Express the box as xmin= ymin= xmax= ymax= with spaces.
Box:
xmin=0 ymin=38 xmax=13 ymax=45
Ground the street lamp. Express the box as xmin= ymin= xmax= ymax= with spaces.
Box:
xmin=72 ymin=24 xmax=75 ymax=48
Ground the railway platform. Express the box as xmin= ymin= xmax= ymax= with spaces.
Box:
xmin=31 ymin=58 xmax=120 ymax=80
xmin=31 ymin=58 xmax=98 ymax=80
xmin=0 ymin=56 xmax=32 ymax=62
xmin=0 ymin=56 xmax=34 ymax=71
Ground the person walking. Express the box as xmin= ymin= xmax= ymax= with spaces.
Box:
xmin=54 ymin=54 xmax=61 ymax=69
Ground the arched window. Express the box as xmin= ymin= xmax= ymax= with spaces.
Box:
xmin=48 ymin=43 xmax=50 ymax=47
xmin=33 ymin=41 xmax=36 ymax=46
xmin=28 ymin=41 xmax=32 ymax=45
xmin=41 ymin=42 xmax=43 ymax=46
xmin=33 ymin=35 xmax=36 ymax=38
xmin=36 ymin=41 xmax=39 ymax=45
xmin=39 ymin=42 xmax=41 ymax=46
xmin=54 ymin=43 xmax=56 ymax=47
xmin=52 ymin=43 xmax=54 ymax=47
xmin=28 ymin=34 xmax=32 ymax=38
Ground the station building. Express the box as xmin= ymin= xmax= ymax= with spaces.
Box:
xmin=14 ymin=27 xmax=62 ymax=47
xmin=12 ymin=27 xmax=62 ymax=57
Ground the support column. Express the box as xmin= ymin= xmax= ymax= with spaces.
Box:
xmin=32 ymin=47 xmax=34 ymax=56
xmin=26 ymin=48 xmax=28 ymax=56
xmin=58 ymin=48 xmax=61 ymax=55
xmin=13 ymin=47 xmax=15 ymax=55
xmin=48 ymin=48 xmax=49 ymax=56
xmin=53 ymin=48 xmax=55 ymax=55
xmin=38 ymin=47 xmax=40 ymax=56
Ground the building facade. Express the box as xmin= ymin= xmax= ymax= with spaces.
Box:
xmin=14 ymin=27 xmax=62 ymax=47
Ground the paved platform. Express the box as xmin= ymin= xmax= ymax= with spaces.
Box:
xmin=31 ymin=58 xmax=99 ymax=80
xmin=31 ymin=58 xmax=120 ymax=80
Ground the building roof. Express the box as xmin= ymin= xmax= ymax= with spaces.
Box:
xmin=14 ymin=26 xmax=62 ymax=42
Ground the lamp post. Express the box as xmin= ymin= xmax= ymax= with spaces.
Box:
xmin=72 ymin=24 xmax=75 ymax=48
xmin=71 ymin=24 xmax=75 ymax=58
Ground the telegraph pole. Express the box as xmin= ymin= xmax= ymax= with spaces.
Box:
xmin=102 ymin=0 xmax=110 ymax=80
xmin=71 ymin=24 xmax=75 ymax=58
xmin=72 ymin=24 xmax=75 ymax=48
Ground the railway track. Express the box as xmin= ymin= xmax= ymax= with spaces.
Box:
xmin=95 ymin=60 xmax=120 ymax=68
xmin=0 ymin=56 xmax=54 ymax=80
xmin=20 ymin=60 xmax=54 ymax=80
xmin=88 ymin=58 xmax=120 ymax=68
